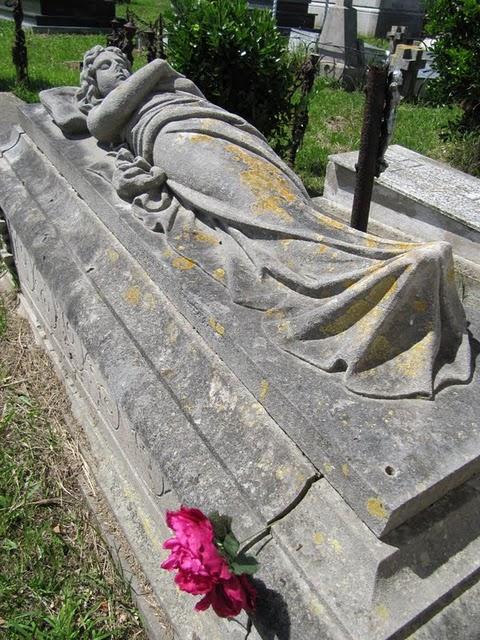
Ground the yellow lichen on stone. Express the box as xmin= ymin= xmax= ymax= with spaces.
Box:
xmin=166 ymin=320 xmax=179 ymax=345
xmin=395 ymin=332 xmax=434 ymax=378
xmin=309 ymin=599 xmax=325 ymax=616
xmin=265 ymin=307 xmax=285 ymax=320
xmin=181 ymin=226 xmax=219 ymax=245
xmin=329 ymin=538 xmax=343 ymax=554
xmin=375 ymin=604 xmax=390 ymax=622
xmin=213 ymin=267 xmax=225 ymax=281
xmin=143 ymin=292 xmax=156 ymax=310
xmin=314 ymin=213 xmax=345 ymax=231
xmin=277 ymin=319 xmax=291 ymax=334
xmin=259 ymin=379 xmax=269 ymax=401
xmin=323 ymin=462 xmax=334 ymax=474
xmin=341 ymin=463 xmax=350 ymax=477
xmin=412 ymin=299 xmax=428 ymax=313
xmin=106 ymin=248 xmax=119 ymax=263
xmin=323 ymin=276 xmax=398 ymax=338
xmin=281 ymin=238 xmax=293 ymax=249
xmin=313 ymin=531 xmax=325 ymax=545
xmin=367 ymin=335 xmax=392 ymax=363
xmin=208 ymin=318 xmax=225 ymax=336
xmin=225 ymin=144 xmax=296 ymax=224
xmin=276 ymin=465 xmax=290 ymax=480
xmin=367 ymin=497 xmax=388 ymax=519
xmin=172 ymin=256 xmax=196 ymax=271
xmin=189 ymin=133 xmax=212 ymax=144
xmin=123 ymin=286 xmax=141 ymax=306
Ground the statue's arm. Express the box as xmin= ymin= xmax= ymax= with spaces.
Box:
xmin=87 ymin=59 xmax=181 ymax=144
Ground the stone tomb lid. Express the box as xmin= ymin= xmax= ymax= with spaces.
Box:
xmin=331 ymin=145 xmax=480 ymax=234
xmin=17 ymin=103 xmax=480 ymax=538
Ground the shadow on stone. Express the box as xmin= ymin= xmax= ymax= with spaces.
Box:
xmin=384 ymin=481 xmax=480 ymax=580
xmin=251 ymin=578 xmax=291 ymax=640
xmin=433 ymin=328 xmax=480 ymax=399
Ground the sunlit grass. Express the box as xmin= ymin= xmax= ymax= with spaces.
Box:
xmin=116 ymin=0 xmax=170 ymax=24
xmin=295 ymin=78 xmax=460 ymax=195
xmin=0 ymin=21 xmax=105 ymax=101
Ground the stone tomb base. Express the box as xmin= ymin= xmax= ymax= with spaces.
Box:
xmin=1 ymin=104 xmax=480 ymax=639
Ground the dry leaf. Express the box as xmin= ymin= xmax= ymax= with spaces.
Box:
xmin=99 ymin=600 xmax=109 ymax=613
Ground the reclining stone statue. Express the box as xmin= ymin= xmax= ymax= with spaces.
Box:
xmin=40 ymin=45 xmax=472 ymax=399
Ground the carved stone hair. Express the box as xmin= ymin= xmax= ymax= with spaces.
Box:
xmin=76 ymin=45 xmax=131 ymax=115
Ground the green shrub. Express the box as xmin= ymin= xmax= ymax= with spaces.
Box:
xmin=425 ymin=0 xmax=480 ymax=130
xmin=165 ymin=0 xmax=295 ymax=140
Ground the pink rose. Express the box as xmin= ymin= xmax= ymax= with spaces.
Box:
xmin=161 ymin=507 xmax=232 ymax=595
xmin=195 ymin=574 xmax=257 ymax=618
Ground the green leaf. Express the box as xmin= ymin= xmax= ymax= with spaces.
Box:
xmin=208 ymin=511 xmax=232 ymax=541
xmin=222 ymin=532 xmax=240 ymax=560
xmin=230 ymin=553 xmax=260 ymax=576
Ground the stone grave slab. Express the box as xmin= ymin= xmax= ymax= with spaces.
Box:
xmin=324 ymin=145 xmax=480 ymax=267
xmin=13 ymin=103 xmax=480 ymax=541
xmin=0 ymin=81 xmax=479 ymax=638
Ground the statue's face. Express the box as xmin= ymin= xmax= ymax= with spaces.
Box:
xmin=93 ymin=50 xmax=131 ymax=97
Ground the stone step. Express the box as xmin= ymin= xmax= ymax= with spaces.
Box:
xmin=323 ymin=145 xmax=480 ymax=267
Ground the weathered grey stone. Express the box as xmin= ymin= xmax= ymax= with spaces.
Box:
xmin=40 ymin=48 xmax=473 ymax=407
xmin=11 ymin=101 xmax=480 ymax=543
xmin=0 ymin=92 xmax=24 ymax=148
xmin=1 ymin=64 xmax=480 ymax=640
xmin=316 ymin=0 xmax=363 ymax=86
xmin=267 ymin=478 xmax=480 ymax=640
xmin=324 ymin=145 xmax=480 ymax=267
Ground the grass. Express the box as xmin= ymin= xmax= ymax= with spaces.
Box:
xmin=0 ymin=21 xmax=106 ymax=102
xmin=296 ymin=78 xmax=461 ymax=195
xmin=116 ymin=0 xmax=170 ymax=24
xmin=359 ymin=36 xmax=389 ymax=49
xmin=0 ymin=293 xmax=147 ymax=639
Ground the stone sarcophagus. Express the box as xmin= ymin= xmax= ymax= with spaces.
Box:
xmin=0 ymin=47 xmax=479 ymax=639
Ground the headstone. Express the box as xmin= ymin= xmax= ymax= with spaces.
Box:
xmin=386 ymin=25 xmax=409 ymax=54
xmin=0 ymin=48 xmax=479 ymax=639
xmin=316 ymin=0 xmax=363 ymax=87
xmin=0 ymin=0 xmax=115 ymax=32
xmin=390 ymin=43 xmax=427 ymax=99
xmin=309 ymin=0 xmax=425 ymax=38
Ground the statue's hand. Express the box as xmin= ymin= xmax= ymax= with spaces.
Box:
xmin=113 ymin=149 xmax=166 ymax=201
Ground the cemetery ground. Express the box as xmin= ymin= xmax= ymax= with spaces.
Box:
xmin=0 ymin=19 xmax=462 ymax=195
xmin=0 ymin=292 xmax=149 ymax=638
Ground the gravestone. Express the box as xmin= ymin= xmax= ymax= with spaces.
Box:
xmin=0 ymin=0 xmax=115 ymax=32
xmin=0 ymin=48 xmax=479 ymax=639
xmin=386 ymin=25 xmax=409 ymax=54
xmin=309 ymin=0 xmax=425 ymax=38
xmin=316 ymin=0 xmax=363 ymax=87
xmin=390 ymin=43 xmax=427 ymax=99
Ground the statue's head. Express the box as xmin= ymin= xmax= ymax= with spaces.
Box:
xmin=77 ymin=45 xmax=131 ymax=114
